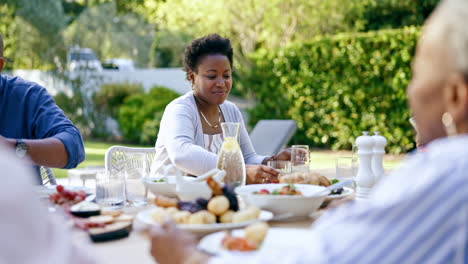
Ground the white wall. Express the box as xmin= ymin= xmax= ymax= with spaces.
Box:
xmin=99 ymin=68 xmax=191 ymax=95
xmin=11 ymin=68 xmax=191 ymax=95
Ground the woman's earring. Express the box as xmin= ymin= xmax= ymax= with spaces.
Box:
xmin=442 ymin=112 xmax=457 ymax=136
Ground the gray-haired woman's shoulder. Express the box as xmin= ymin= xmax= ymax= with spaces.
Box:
xmin=425 ymin=135 xmax=468 ymax=179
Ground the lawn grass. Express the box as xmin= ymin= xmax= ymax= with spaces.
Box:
xmin=309 ymin=150 xmax=404 ymax=170
xmin=52 ymin=141 xmax=150 ymax=178
xmin=53 ymin=141 xmax=406 ymax=178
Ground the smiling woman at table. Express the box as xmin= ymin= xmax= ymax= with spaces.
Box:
xmin=150 ymin=34 xmax=290 ymax=184
xmin=149 ymin=0 xmax=468 ymax=263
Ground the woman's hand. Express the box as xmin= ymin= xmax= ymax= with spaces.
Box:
xmin=273 ymin=148 xmax=292 ymax=161
xmin=246 ymin=164 xmax=280 ymax=184
xmin=150 ymin=221 xmax=209 ymax=264
xmin=262 ymin=148 xmax=292 ymax=165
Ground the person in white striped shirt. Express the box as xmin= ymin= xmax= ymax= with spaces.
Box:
xmin=149 ymin=0 xmax=468 ymax=263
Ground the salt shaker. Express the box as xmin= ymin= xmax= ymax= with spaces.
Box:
xmin=371 ymin=131 xmax=387 ymax=183
xmin=355 ymin=131 xmax=375 ymax=200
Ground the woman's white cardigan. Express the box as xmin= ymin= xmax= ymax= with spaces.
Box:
xmin=150 ymin=92 xmax=266 ymax=177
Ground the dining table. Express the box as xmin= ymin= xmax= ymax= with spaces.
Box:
xmin=88 ymin=212 xmax=318 ymax=264
xmin=65 ymin=168 xmax=347 ymax=264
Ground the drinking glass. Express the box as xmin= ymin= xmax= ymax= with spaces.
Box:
xmin=335 ymin=157 xmax=358 ymax=183
xmin=267 ymin=160 xmax=292 ymax=181
xmin=125 ymin=153 xmax=147 ymax=207
xmin=291 ymin=145 xmax=310 ymax=172
xmin=95 ymin=171 xmax=126 ymax=210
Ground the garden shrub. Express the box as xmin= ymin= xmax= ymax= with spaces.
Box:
xmin=93 ymin=82 xmax=144 ymax=119
xmin=118 ymin=86 xmax=179 ymax=144
xmin=241 ymin=26 xmax=420 ymax=153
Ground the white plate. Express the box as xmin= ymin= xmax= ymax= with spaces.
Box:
xmin=326 ymin=187 xmax=354 ymax=201
xmin=136 ymin=208 xmax=273 ymax=235
xmin=199 ymin=228 xmax=312 ymax=255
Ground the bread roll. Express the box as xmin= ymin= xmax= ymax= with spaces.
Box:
xmin=219 ymin=210 xmax=235 ymax=223
xmin=173 ymin=211 xmax=191 ymax=224
xmin=207 ymin=195 xmax=230 ymax=216
xmin=188 ymin=210 xmax=216 ymax=224
xmin=244 ymin=222 xmax=269 ymax=245
xmin=165 ymin=207 xmax=179 ymax=217
xmin=318 ymin=174 xmax=331 ymax=186
xmin=151 ymin=208 xmax=170 ymax=224
xmin=279 ymin=172 xmax=330 ymax=186
xmin=232 ymin=206 xmax=260 ymax=223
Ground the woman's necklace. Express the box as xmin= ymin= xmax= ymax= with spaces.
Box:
xmin=199 ymin=107 xmax=222 ymax=128
xmin=194 ymin=95 xmax=222 ymax=128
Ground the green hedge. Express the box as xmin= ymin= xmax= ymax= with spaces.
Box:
xmin=93 ymin=82 xmax=144 ymax=119
xmin=118 ymin=86 xmax=180 ymax=144
xmin=241 ymin=27 xmax=420 ymax=153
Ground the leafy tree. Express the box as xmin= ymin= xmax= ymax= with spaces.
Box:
xmin=64 ymin=2 xmax=154 ymax=67
xmin=149 ymin=29 xmax=192 ymax=67
xmin=136 ymin=0 xmax=437 ymax=69
xmin=0 ymin=4 xmax=17 ymax=71
xmin=0 ymin=0 xmax=68 ymax=70
xmin=362 ymin=0 xmax=439 ymax=31
xmin=141 ymin=0 xmax=368 ymax=66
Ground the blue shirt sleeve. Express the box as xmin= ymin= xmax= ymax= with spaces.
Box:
xmin=27 ymin=84 xmax=85 ymax=169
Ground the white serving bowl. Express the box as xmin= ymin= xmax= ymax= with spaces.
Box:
xmin=235 ymin=184 xmax=327 ymax=218
xmin=143 ymin=176 xmax=178 ymax=198
xmin=143 ymin=176 xmax=200 ymax=198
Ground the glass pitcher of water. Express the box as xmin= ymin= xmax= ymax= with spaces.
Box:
xmin=217 ymin=122 xmax=246 ymax=186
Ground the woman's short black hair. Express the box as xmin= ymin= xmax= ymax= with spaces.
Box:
xmin=183 ymin=34 xmax=233 ymax=81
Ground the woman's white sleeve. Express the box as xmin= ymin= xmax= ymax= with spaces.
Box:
xmin=163 ymin=103 xmax=218 ymax=176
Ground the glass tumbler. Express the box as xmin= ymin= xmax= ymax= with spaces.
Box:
xmin=125 ymin=153 xmax=147 ymax=207
xmin=267 ymin=160 xmax=292 ymax=182
xmin=95 ymin=171 xmax=126 ymax=210
xmin=291 ymin=145 xmax=310 ymax=172
xmin=335 ymin=157 xmax=358 ymax=184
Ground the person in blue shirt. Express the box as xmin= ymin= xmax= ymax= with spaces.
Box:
xmin=0 ymin=34 xmax=85 ymax=184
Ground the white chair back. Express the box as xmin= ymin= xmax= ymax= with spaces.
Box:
xmin=104 ymin=146 xmax=155 ymax=174
xmin=40 ymin=166 xmax=56 ymax=185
